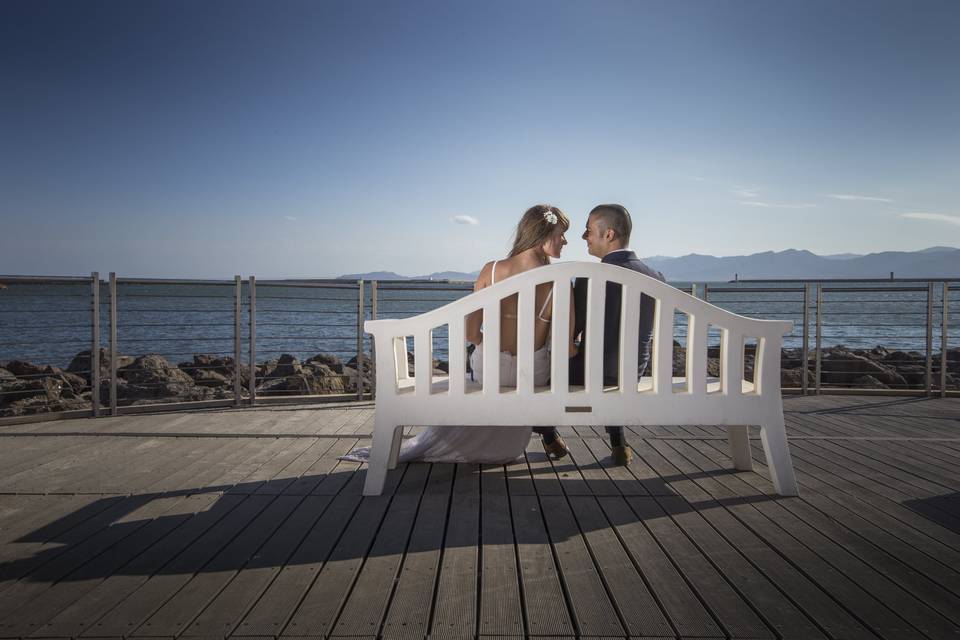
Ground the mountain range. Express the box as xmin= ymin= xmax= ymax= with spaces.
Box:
xmin=337 ymin=270 xmax=480 ymax=281
xmin=339 ymin=246 xmax=959 ymax=282
xmin=643 ymin=246 xmax=959 ymax=281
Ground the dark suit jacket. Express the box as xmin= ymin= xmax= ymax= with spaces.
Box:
xmin=570 ymin=250 xmax=666 ymax=386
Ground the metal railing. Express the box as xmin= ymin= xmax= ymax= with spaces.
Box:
xmin=1 ymin=274 xmax=956 ymax=425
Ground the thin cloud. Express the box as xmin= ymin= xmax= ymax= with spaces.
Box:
xmin=731 ymin=186 xmax=761 ymax=199
xmin=451 ymin=214 xmax=479 ymax=225
xmin=825 ymin=194 xmax=893 ymax=203
xmin=900 ymin=212 xmax=960 ymax=226
xmin=739 ymin=201 xmax=819 ymax=209
xmin=283 ymin=215 xmax=297 ymax=221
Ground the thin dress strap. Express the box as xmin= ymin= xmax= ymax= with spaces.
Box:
xmin=536 ymin=289 xmax=553 ymax=323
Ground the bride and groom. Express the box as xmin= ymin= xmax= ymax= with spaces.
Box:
xmin=343 ymin=203 xmax=665 ymax=467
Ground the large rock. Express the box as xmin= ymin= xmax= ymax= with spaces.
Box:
xmin=4 ymin=360 xmax=49 ymax=377
xmin=256 ymin=355 xmax=351 ymax=396
xmin=819 ymin=347 xmax=908 ymax=387
xmin=257 ymin=371 xmax=342 ymax=396
xmin=67 ymin=349 xmax=135 ymax=383
xmin=780 ymin=368 xmax=815 ymax=388
xmin=262 ymin=354 xmax=303 ymax=379
xmin=0 ymin=378 xmax=61 ymax=407
xmin=105 ymin=354 xmax=200 ymax=401
xmin=189 ymin=369 xmax=232 ymax=388
xmin=178 ymin=354 xmax=247 ymax=388
xmin=346 ymin=353 xmax=374 ymax=373
xmin=310 ymin=364 xmax=349 ymax=394
xmin=100 ymin=376 xmax=219 ymax=405
xmin=2 ymin=395 xmax=91 ymax=416
xmin=852 ymin=375 xmax=888 ymax=389
xmin=306 ymin=353 xmax=343 ymax=372
xmin=42 ymin=367 xmax=88 ymax=398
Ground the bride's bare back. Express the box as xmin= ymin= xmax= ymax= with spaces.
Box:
xmin=465 ymin=256 xmax=567 ymax=355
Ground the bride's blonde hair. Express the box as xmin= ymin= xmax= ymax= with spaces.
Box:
xmin=508 ymin=204 xmax=570 ymax=264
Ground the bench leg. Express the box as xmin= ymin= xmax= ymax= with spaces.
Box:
xmin=728 ymin=425 xmax=752 ymax=471
xmin=363 ymin=418 xmax=398 ymax=496
xmin=759 ymin=407 xmax=798 ymax=496
xmin=388 ymin=425 xmax=403 ymax=470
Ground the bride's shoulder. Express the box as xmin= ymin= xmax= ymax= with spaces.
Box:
xmin=474 ymin=260 xmax=496 ymax=290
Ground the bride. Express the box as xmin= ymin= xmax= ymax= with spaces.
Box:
xmin=342 ymin=204 xmax=576 ymax=464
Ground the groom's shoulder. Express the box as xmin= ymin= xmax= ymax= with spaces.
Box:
xmin=622 ymin=255 xmax=666 ymax=282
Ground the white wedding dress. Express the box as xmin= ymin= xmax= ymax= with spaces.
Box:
xmin=341 ymin=260 xmax=552 ymax=465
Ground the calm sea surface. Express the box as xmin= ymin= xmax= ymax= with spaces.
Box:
xmin=0 ymin=280 xmax=955 ymax=369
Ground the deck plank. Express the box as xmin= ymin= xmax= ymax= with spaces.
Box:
xmin=430 ymin=463 xmax=480 ymax=639
xmin=380 ymin=464 xmax=454 ymax=640
xmin=330 ymin=464 xmax=430 ymax=637
xmin=510 ymin=494 xmax=574 ymax=637
xmin=478 ymin=464 xmax=524 ymax=637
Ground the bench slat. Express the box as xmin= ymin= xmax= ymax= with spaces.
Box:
xmin=449 ymin=316 xmax=465 ymax=396
xmin=757 ymin=336 xmax=777 ymax=396
xmin=723 ymin=328 xmax=744 ymax=396
xmin=620 ymin=284 xmax=641 ymax=395
xmin=585 ymin=278 xmax=606 ymax=395
xmin=688 ymin=313 xmax=708 ymax=395
xmin=415 ymin=331 xmax=431 ymax=397
xmin=551 ymin=280 xmax=570 ymax=395
xmin=482 ymin=302 xmax=500 ymax=393
xmin=654 ymin=300 xmax=674 ymax=395
xmin=517 ymin=286 xmax=535 ymax=396
xmin=394 ymin=336 xmax=410 ymax=383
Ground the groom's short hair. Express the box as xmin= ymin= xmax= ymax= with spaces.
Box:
xmin=589 ymin=204 xmax=632 ymax=245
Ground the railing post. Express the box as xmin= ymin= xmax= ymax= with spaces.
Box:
xmin=90 ymin=272 xmax=100 ymax=417
xmin=815 ymin=283 xmax=822 ymax=395
xmin=370 ymin=280 xmax=377 ymax=400
xmin=802 ymin=283 xmax=810 ymax=395
xmin=926 ymin=282 xmax=934 ymax=396
xmin=703 ymin=284 xmax=709 ymax=302
xmin=691 ymin=283 xmax=697 ymax=299
xmin=234 ymin=275 xmax=242 ymax=407
xmin=357 ymin=279 xmax=365 ymax=400
xmin=109 ymin=272 xmax=117 ymax=416
xmin=943 ymin=282 xmax=949 ymax=398
xmin=248 ymin=276 xmax=256 ymax=406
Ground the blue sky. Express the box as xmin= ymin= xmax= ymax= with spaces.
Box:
xmin=1 ymin=0 xmax=958 ymax=278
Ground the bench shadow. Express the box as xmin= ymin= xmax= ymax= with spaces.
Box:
xmin=903 ymin=492 xmax=960 ymax=535
xmin=6 ymin=459 xmax=785 ymax=583
xmin=787 ymin=395 xmax=959 ymax=421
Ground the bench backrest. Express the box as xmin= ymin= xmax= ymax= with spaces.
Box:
xmin=365 ymin=262 xmax=792 ymax=403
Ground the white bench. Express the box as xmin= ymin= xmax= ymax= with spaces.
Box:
xmin=362 ymin=262 xmax=798 ymax=496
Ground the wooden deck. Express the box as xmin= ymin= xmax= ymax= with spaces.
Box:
xmin=0 ymin=395 xmax=958 ymax=640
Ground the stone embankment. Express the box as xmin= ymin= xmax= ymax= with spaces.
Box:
xmin=1 ymin=345 xmax=957 ymax=417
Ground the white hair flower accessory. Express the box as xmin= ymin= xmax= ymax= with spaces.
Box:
xmin=542 ymin=209 xmax=558 ymax=225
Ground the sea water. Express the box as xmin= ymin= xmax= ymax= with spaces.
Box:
xmin=0 ymin=280 xmax=955 ymax=370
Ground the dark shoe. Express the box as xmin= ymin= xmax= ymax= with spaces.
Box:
xmin=611 ymin=445 xmax=634 ymax=466
xmin=542 ymin=436 xmax=569 ymax=459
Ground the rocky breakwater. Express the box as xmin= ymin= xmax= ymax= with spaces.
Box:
xmin=0 ymin=349 xmax=378 ymax=417
xmin=2 ymin=344 xmax=957 ymax=417
xmin=670 ymin=343 xmax=960 ymax=390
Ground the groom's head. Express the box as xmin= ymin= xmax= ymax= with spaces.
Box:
xmin=583 ymin=204 xmax=632 ymax=258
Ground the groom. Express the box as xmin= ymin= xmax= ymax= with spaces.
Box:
xmin=568 ymin=204 xmax=665 ymax=465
